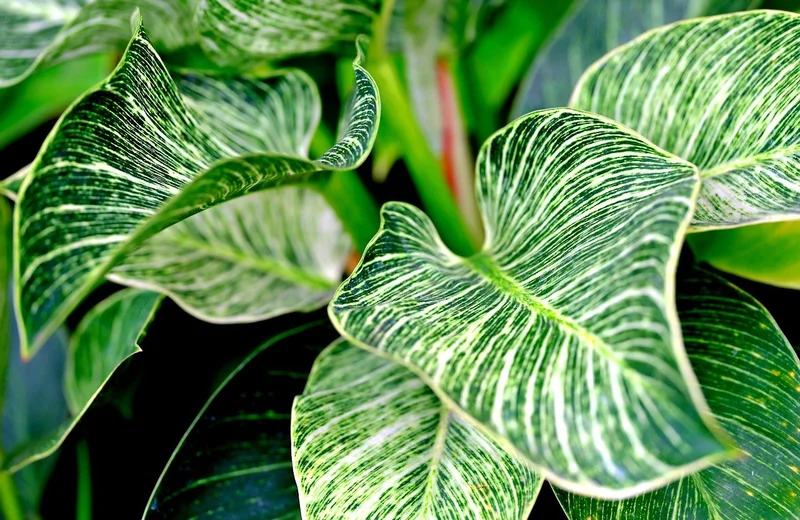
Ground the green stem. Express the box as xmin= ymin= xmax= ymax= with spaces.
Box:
xmin=0 ymin=453 xmax=23 ymax=520
xmin=311 ymin=124 xmax=380 ymax=253
xmin=368 ymin=60 xmax=477 ymax=256
xmin=76 ymin=441 xmax=91 ymax=520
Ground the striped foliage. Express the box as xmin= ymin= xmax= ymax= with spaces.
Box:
xmin=556 ymin=266 xmax=800 ymax=519
xmin=3 ymin=289 xmax=161 ymax=474
xmin=0 ymin=1 xmax=193 ymax=88
xmin=571 ymin=11 xmax=800 ymax=231
xmin=291 ymin=340 xmax=543 ymax=520
xmin=14 ymin=18 xmax=379 ymax=357
xmin=109 ymin=187 xmax=351 ymax=323
xmin=196 ymin=0 xmax=380 ymax=66
xmin=511 ymin=0 xmax=758 ymax=117
xmin=330 ymin=108 xmax=731 ymax=496
xmin=144 ymin=323 xmax=330 ymax=519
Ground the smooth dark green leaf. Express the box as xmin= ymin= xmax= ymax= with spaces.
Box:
xmin=556 ymin=266 xmax=800 ymax=519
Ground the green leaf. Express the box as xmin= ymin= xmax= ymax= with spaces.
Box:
xmin=2 ymin=288 xmax=161 ymax=474
xmin=555 ymin=266 xmax=800 ymax=519
xmin=511 ymin=0 xmax=759 ymax=117
xmin=330 ymin=108 xmax=732 ymax=496
xmin=14 ymin=18 xmax=379 ymax=357
xmin=292 ymin=340 xmax=543 ymax=519
xmin=143 ymin=322 xmax=330 ymax=519
xmin=109 ymin=187 xmax=351 ymax=324
xmin=196 ymin=0 xmax=380 ymax=66
xmin=571 ymin=11 xmax=800 ymax=231
xmin=687 ymin=221 xmax=800 ymax=289
xmin=0 ymin=54 xmax=112 ymax=149
xmin=0 ymin=1 xmax=193 ymax=88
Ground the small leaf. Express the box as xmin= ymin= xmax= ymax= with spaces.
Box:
xmin=571 ymin=11 xmax=800 ymax=231
xmin=2 ymin=288 xmax=161 ymax=474
xmin=511 ymin=0 xmax=759 ymax=117
xmin=196 ymin=0 xmax=381 ymax=66
xmin=143 ymin=322 xmax=331 ymax=519
xmin=15 ymin=18 xmax=380 ymax=357
xmin=0 ymin=2 xmax=194 ymax=88
xmin=555 ymin=266 xmax=800 ymax=519
xmin=292 ymin=340 xmax=542 ymax=520
xmin=109 ymin=187 xmax=351 ymax=323
xmin=330 ymin=108 xmax=731 ymax=496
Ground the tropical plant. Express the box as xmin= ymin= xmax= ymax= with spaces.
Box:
xmin=0 ymin=1 xmax=798 ymax=519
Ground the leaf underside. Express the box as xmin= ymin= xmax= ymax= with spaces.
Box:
xmin=331 ymin=108 xmax=730 ymax=496
xmin=556 ymin=266 xmax=800 ymax=519
xmin=292 ymin=340 xmax=543 ymax=520
xmin=14 ymin=19 xmax=379 ymax=357
xmin=571 ymin=10 xmax=800 ymax=230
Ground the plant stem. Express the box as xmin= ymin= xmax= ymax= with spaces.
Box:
xmin=368 ymin=60 xmax=477 ymax=256
xmin=76 ymin=441 xmax=92 ymax=520
xmin=311 ymin=124 xmax=380 ymax=253
xmin=0 ymin=453 xmax=23 ymax=520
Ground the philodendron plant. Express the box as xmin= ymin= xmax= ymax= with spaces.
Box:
xmin=0 ymin=1 xmax=798 ymax=519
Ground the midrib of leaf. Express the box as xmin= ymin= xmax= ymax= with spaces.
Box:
xmin=465 ymin=251 xmax=628 ymax=371
xmin=164 ymin=234 xmax=336 ymax=290
xmin=698 ymin=144 xmax=800 ymax=180
xmin=160 ymin=462 xmax=294 ymax=503
xmin=688 ymin=473 xmax=724 ymax=520
xmin=420 ymin=407 xmax=449 ymax=516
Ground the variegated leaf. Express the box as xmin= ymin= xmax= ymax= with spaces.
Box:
xmin=511 ymin=0 xmax=759 ymax=117
xmin=110 ymin=187 xmax=351 ymax=323
xmin=196 ymin=0 xmax=380 ymax=66
xmin=0 ymin=1 xmax=193 ymax=88
xmin=571 ymin=10 xmax=800 ymax=231
xmin=556 ymin=266 xmax=800 ymax=519
xmin=144 ymin=322 xmax=331 ymax=519
xmin=292 ymin=340 xmax=543 ymax=519
xmin=3 ymin=288 xmax=161 ymax=473
xmin=14 ymin=18 xmax=379 ymax=357
xmin=330 ymin=108 xmax=731 ymax=496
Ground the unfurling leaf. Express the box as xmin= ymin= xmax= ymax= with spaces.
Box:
xmin=14 ymin=17 xmax=380 ymax=357
xmin=3 ymin=289 xmax=160 ymax=474
xmin=571 ymin=11 xmax=800 ymax=231
xmin=556 ymin=266 xmax=800 ymax=519
xmin=330 ymin=108 xmax=731 ymax=496
xmin=144 ymin=322 xmax=332 ymax=519
xmin=292 ymin=340 xmax=542 ymax=520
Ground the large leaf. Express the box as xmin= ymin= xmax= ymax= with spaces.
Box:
xmin=330 ymin=108 xmax=731 ymax=496
xmin=2 ymin=288 xmax=161 ymax=474
xmin=292 ymin=340 xmax=542 ymax=519
xmin=571 ymin=10 xmax=800 ymax=231
xmin=196 ymin=0 xmax=381 ymax=66
xmin=109 ymin=187 xmax=351 ymax=323
xmin=143 ymin=322 xmax=332 ymax=519
xmin=0 ymin=1 xmax=193 ymax=88
xmin=14 ymin=17 xmax=379 ymax=357
xmin=556 ymin=266 xmax=800 ymax=519
xmin=511 ymin=0 xmax=759 ymax=117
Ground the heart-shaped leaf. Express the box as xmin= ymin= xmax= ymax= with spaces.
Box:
xmin=571 ymin=10 xmax=800 ymax=232
xmin=0 ymin=2 xmax=193 ymax=88
xmin=2 ymin=288 xmax=161 ymax=474
xmin=144 ymin=322 xmax=332 ymax=519
xmin=14 ymin=17 xmax=379 ymax=357
xmin=292 ymin=340 xmax=543 ymax=520
xmin=511 ymin=0 xmax=758 ymax=117
xmin=555 ymin=266 xmax=800 ymax=519
xmin=330 ymin=108 xmax=731 ymax=496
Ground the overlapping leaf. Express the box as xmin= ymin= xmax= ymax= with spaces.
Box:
xmin=511 ymin=0 xmax=759 ymax=117
xmin=292 ymin=340 xmax=542 ymax=520
xmin=330 ymin=108 xmax=731 ymax=496
xmin=571 ymin=10 xmax=800 ymax=231
xmin=0 ymin=1 xmax=193 ymax=88
xmin=14 ymin=18 xmax=379 ymax=357
xmin=144 ymin=322 xmax=331 ymax=520
xmin=556 ymin=266 xmax=800 ymax=519
xmin=196 ymin=0 xmax=381 ymax=66
xmin=2 ymin=288 xmax=160 ymax=474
